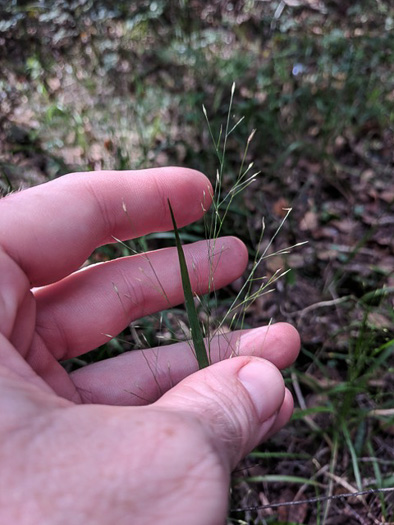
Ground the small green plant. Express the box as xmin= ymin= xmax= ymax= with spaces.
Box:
xmin=286 ymin=287 xmax=394 ymax=522
xmin=102 ymin=85 xmax=306 ymax=376
xmin=168 ymin=84 xmax=306 ymax=367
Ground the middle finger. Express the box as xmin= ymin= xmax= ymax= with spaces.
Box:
xmin=34 ymin=236 xmax=248 ymax=361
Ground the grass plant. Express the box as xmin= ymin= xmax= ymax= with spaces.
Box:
xmin=162 ymin=86 xmax=308 ymax=378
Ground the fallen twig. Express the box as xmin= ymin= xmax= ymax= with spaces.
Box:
xmin=231 ymin=487 xmax=394 ymax=513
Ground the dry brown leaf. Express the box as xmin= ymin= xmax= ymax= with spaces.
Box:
xmin=287 ymin=253 xmax=305 ymax=268
xmin=288 ymin=494 xmax=308 ymax=523
xmin=300 ymin=210 xmax=319 ymax=231
xmin=265 ymin=255 xmax=285 ymax=274
xmin=380 ymin=190 xmax=394 ymax=203
xmin=367 ymin=312 xmax=393 ymax=330
xmin=331 ymin=218 xmax=358 ymax=234
xmin=272 ymin=197 xmax=290 ymax=217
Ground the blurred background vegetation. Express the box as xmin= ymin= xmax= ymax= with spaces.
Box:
xmin=1 ymin=1 xmax=393 ymax=523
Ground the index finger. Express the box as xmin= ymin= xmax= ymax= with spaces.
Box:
xmin=0 ymin=168 xmax=212 ymax=286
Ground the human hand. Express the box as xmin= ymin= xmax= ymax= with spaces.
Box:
xmin=0 ymin=167 xmax=300 ymax=524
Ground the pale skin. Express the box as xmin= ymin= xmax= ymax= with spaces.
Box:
xmin=0 ymin=167 xmax=300 ymax=524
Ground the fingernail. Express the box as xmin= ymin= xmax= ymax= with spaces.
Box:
xmin=239 ymin=326 xmax=270 ymax=354
xmin=238 ymin=360 xmax=284 ymax=421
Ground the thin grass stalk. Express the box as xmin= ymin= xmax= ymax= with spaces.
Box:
xmin=342 ymin=421 xmax=363 ymax=491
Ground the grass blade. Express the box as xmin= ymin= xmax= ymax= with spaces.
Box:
xmin=241 ymin=475 xmax=323 ymax=487
xmin=342 ymin=421 xmax=363 ymax=491
xmin=168 ymin=199 xmax=209 ymax=369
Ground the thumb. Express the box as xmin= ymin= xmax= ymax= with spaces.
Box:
xmin=155 ymin=356 xmax=292 ymax=470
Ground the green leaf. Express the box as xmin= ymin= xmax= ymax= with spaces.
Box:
xmin=168 ymin=199 xmax=209 ymax=369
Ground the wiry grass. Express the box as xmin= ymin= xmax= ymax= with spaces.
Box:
xmin=104 ymin=86 xmax=307 ymax=372
xmin=189 ymin=86 xmax=308 ymax=352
